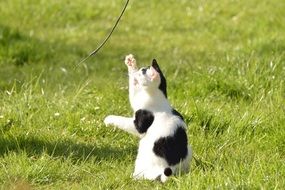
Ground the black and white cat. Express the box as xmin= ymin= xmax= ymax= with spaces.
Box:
xmin=104 ymin=54 xmax=192 ymax=182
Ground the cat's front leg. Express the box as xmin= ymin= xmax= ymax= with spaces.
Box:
xmin=125 ymin=54 xmax=138 ymax=107
xmin=104 ymin=115 xmax=141 ymax=137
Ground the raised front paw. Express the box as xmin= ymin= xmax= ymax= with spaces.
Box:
xmin=125 ymin=54 xmax=137 ymax=70
xmin=104 ymin=115 xmax=116 ymax=126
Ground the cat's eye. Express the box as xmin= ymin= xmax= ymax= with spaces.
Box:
xmin=141 ymin=68 xmax=147 ymax=75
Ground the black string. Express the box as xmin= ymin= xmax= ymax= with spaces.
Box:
xmin=75 ymin=0 xmax=130 ymax=68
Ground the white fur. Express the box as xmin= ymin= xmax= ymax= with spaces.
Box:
xmin=104 ymin=54 xmax=192 ymax=182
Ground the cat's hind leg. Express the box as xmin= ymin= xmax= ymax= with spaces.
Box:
xmin=133 ymin=152 xmax=171 ymax=182
xmin=133 ymin=166 xmax=171 ymax=183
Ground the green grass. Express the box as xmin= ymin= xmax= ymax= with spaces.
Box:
xmin=0 ymin=0 xmax=284 ymax=189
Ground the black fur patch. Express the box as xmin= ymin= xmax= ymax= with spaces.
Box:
xmin=172 ymin=109 xmax=184 ymax=121
xmin=153 ymin=127 xmax=188 ymax=166
xmin=134 ymin=109 xmax=154 ymax=134
xmin=164 ymin=168 xmax=172 ymax=176
xmin=152 ymin=59 xmax=167 ymax=98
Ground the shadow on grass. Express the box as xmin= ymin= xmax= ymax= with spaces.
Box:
xmin=0 ymin=135 xmax=137 ymax=163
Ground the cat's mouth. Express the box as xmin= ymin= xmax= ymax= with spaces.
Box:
xmin=134 ymin=72 xmax=148 ymax=87
xmin=133 ymin=78 xmax=138 ymax=85
xmin=134 ymin=77 xmax=149 ymax=87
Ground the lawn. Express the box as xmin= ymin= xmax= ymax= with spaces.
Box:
xmin=0 ymin=0 xmax=284 ymax=189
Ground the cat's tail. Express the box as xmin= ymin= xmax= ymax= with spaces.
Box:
xmin=160 ymin=167 xmax=172 ymax=183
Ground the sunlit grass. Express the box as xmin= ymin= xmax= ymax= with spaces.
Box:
xmin=0 ymin=0 xmax=284 ymax=189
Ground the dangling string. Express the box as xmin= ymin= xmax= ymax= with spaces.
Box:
xmin=75 ymin=0 xmax=130 ymax=68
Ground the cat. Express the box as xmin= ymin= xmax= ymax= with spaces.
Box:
xmin=104 ymin=54 xmax=192 ymax=182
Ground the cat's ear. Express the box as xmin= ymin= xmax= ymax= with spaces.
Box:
xmin=151 ymin=59 xmax=162 ymax=73
xmin=149 ymin=66 xmax=159 ymax=81
xmin=151 ymin=59 xmax=167 ymax=97
xmin=149 ymin=59 xmax=162 ymax=81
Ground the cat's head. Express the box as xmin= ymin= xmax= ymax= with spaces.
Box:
xmin=133 ymin=59 xmax=167 ymax=97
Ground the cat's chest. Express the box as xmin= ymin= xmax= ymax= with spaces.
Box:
xmin=131 ymin=92 xmax=171 ymax=112
xmin=140 ymin=113 xmax=181 ymax=140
